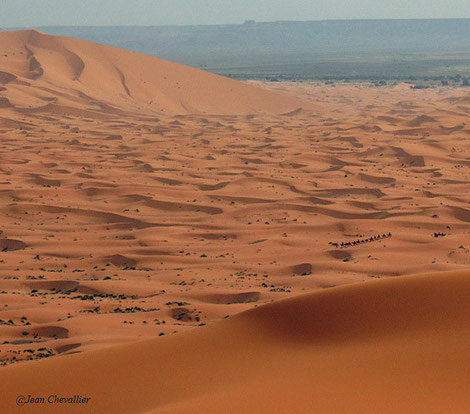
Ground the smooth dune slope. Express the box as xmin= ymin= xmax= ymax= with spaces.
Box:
xmin=0 ymin=30 xmax=306 ymax=115
xmin=0 ymin=270 xmax=468 ymax=413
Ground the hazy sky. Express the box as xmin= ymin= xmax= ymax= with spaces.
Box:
xmin=1 ymin=0 xmax=469 ymax=27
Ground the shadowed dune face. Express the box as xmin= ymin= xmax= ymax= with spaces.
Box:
xmin=0 ymin=30 xmax=470 ymax=373
xmin=0 ymin=271 xmax=468 ymax=414
xmin=195 ymin=291 xmax=261 ymax=304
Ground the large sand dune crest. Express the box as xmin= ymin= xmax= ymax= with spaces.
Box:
xmin=0 ymin=30 xmax=307 ymax=116
xmin=0 ymin=270 xmax=468 ymax=413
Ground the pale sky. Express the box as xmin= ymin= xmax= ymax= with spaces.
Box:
xmin=1 ymin=0 xmax=469 ymax=27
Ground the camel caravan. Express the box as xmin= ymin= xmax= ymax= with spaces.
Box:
xmin=329 ymin=233 xmax=392 ymax=249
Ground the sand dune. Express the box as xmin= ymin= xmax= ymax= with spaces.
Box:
xmin=0 ymin=76 xmax=470 ymax=363
xmin=1 ymin=30 xmax=470 ymax=412
xmin=0 ymin=270 xmax=468 ymax=413
xmin=0 ymin=30 xmax=306 ymax=116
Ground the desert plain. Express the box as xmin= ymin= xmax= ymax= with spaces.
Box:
xmin=0 ymin=30 xmax=468 ymax=413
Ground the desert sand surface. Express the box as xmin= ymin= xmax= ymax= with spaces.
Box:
xmin=0 ymin=270 xmax=468 ymax=413
xmin=0 ymin=29 xmax=469 ymax=412
xmin=0 ymin=30 xmax=306 ymax=115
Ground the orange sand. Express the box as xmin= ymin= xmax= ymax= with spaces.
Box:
xmin=0 ymin=270 xmax=469 ymax=413
xmin=0 ymin=30 xmax=469 ymax=412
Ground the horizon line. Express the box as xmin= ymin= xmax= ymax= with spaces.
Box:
xmin=1 ymin=17 xmax=470 ymax=30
